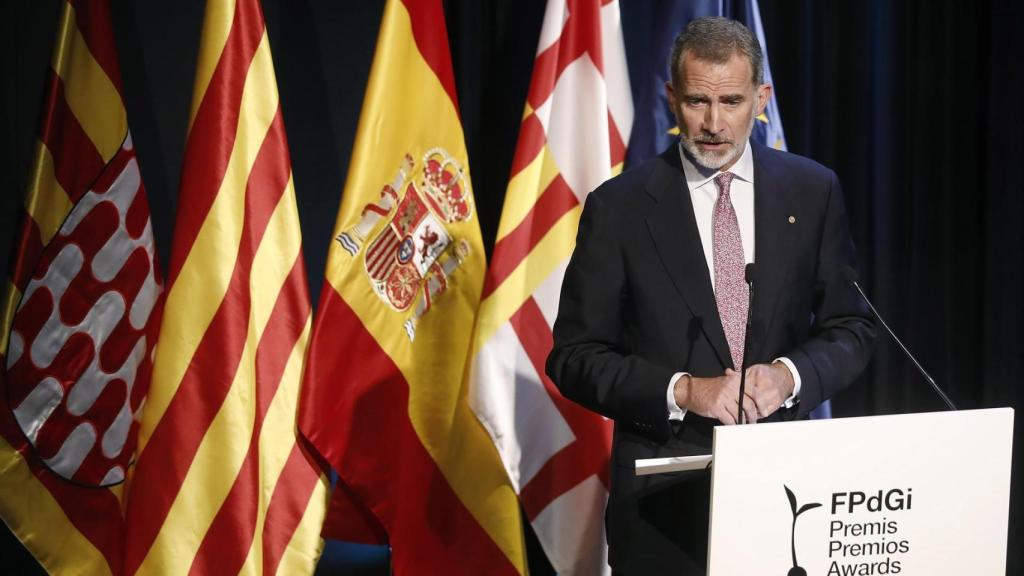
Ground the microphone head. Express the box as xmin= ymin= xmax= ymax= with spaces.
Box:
xmin=744 ymin=263 xmax=757 ymax=284
xmin=841 ymin=265 xmax=859 ymax=285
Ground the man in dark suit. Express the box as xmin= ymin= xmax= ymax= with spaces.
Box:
xmin=546 ymin=17 xmax=876 ymax=575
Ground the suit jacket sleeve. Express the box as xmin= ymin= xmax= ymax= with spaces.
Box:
xmin=783 ymin=170 xmax=876 ymax=418
xmin=546 ymin=189 xmax=676 ymax=441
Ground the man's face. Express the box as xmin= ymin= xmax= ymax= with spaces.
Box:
xmin=666 ymin=52 xmax=771 ymax=171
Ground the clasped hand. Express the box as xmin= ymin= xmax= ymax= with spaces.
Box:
xmin=674 ymin=363 xmax=795 ymax=425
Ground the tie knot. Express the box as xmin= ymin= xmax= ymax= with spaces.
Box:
xmin=715 ymin=172 xmax=735 ymax=194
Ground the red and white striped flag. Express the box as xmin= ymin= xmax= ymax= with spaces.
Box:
xmin=468 ymin=0 xmax=633 ymax=573
xmin=123 ymin=0 xmax=328 ymax=574
xmin=0 ymin=1 xmax=162 ymax=573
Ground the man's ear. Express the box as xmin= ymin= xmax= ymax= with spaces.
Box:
xmin=665 ymin=80 xmax=677 ymax=109
xmin=756 ymin=83 xmax=772 ymax=115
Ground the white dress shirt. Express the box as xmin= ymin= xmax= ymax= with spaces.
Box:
xmin=667 ymin=141 xmax=801 ymax=420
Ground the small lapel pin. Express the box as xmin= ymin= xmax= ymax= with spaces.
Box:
xmin=788 ymin=216 xmax=796 ymax=224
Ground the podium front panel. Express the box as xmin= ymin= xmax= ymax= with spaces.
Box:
xmin=707 ymin=408 xmax=1014 ymax=576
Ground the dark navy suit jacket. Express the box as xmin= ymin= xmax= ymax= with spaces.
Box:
xmin=546 ymin=141 xmax=876 ymax=574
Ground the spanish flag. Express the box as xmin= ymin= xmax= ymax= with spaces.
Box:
xmin=0 ymin=1 xmax=161 ymax=573
xmin=122 ymin=0 xmax=327 ymax=574
xmin=298 ymin=0 xmax=526 ymax=573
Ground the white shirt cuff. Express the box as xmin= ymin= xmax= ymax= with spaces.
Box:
xmin=773 ymin=357 xmax=801 ymax=408
xmin=667 ymin=372 xmax=688 ymax=421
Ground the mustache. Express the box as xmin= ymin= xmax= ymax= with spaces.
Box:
xmin=692 ymin=135 xmax=734 ymax=145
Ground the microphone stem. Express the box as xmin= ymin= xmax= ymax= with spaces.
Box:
xmin=852 ymin=281 xmax=957 ymax=411
xmin=737 ymin=280 xmax=755 ymax=424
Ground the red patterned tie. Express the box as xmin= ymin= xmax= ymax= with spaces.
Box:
xmin=713 ymin=172 xmax=748 ymax=370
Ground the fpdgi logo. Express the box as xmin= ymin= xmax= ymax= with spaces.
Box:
xmin=784 ymin=485 xmax=821 ymax=576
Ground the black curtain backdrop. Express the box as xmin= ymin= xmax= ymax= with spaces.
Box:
xmin=2 ymin=1 xmax=1021 ymax=574
xmin=758 ymin=4 xmax=1023 ymax=574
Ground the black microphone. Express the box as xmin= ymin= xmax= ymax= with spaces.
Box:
xmin=841 ymin=266 xmax=957 ymax=411
xmin=737 ymin=263 xmax=757 ymax=424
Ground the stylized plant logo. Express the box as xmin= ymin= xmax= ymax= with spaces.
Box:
xmin=784 ymin=485 xmax=821 ymax=576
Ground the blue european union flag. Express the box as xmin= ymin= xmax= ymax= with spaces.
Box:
xmin=623 ymin=0 xmax=787 ymax=169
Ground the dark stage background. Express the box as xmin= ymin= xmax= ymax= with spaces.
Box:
xmin=2 ymin=1 xmax=1022 ymax=574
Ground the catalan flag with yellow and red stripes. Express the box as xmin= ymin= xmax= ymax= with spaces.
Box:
xmin=0 ymin=0 xmax=162 ymax=573
xmin=122 ymin=0 xmax=328 ymax=574
xmin=298 ymin=0 xmax=526 ymax=573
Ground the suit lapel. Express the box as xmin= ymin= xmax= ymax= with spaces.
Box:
xmin=751 ymin=143 xmax=797 ymax=363
xmin=644 ymin=146 xmax=732 ymax=369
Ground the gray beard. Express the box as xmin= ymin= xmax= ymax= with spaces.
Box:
xmin=680 ymin=137 xmax=743 ymax=170
xmin=680 ymin=112 xmax=757 ymax=170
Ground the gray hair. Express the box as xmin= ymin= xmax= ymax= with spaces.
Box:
xmin=669 ymin=16 xmax=764 ymax=87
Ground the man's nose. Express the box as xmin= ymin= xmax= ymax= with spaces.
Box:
xmin=703 ymin=103 xmax=722 ymax=134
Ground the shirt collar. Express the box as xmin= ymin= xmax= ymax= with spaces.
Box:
xmin=678 ymin=139 xmax=755 ymax=189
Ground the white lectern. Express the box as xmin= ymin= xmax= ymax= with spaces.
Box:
xmin=636 ymin=408 xmax=1014 ymax=575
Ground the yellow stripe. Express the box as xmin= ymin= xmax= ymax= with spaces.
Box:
xmin=494 ymin=144 xmax=560 ymax=242
xmin=475 ymin=206 xmax=581 ymax=348
xmin=238 ymin=320 xmax=327 ymax=576
xmin=248 ymin=176 xmax=302 ymax=332
xmin=51 ymin=3 xmax=126 ymax=162
xmin=522 ymin=102 xmax=534 ymax=121
xmin=136 ymin=171 xmax=304 ymax=574
xmin=238 ymin=182 xmax=318 ymax=575
xmin=189 ymin=0 xmax=238 ymax=131
xmin=24 ymin=142 xmax=75 ymax=245
xmin=137 ymin=340 xmax=258 ymax=574
xmin=272 ymin=479 xmax=328 ymax=576
xmin=138 ymin=31 xmax=279 ymax=456
xmin=0 ymin=435 xmax=112 ymax=576
xmin=1 ymin=282 xmax=22 ymax=354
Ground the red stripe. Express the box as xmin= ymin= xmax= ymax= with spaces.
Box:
xmin=369 ymin=244 xmax=399 ymax=279
xmin=370 ymin=251 xmax=398 ymax=282
xmin=367 ymin=233 xmax=400 ymax=277
xmin=187 ymin=254 xmax=309 ymax=575
xmin=87 ymin=136 xmax=134 ymax=197
xmin=165 ymin=0 xmax=266 ymax=287
xmin=40 ymin=71 xmax=107 ymax=203
xmin=608 ymin=110 xmax=626 ymax=167
xmin=299 ymin=288 xmax=519 ymax=575
xmin=0 ymin=368 xmax=124 ymax=574
xmin=68 ymin=0 xmax=124 ymax=96
xmin=506 ymin=296 xmax=611 ymax=519
xmin=321 ymin=479 xmax=388 ymax=544
xmin=519 ymin=440 xmax=608 ymax=520
xmin=123 ymin=108 xmax=291 ymax=575
xmin=10 ymin=211 xmax=44 ymax=293
xmin=507 ymin=113 xmax=547 ymax=180
xmin=260 ymin=438 xmax=324 ymax=574
xmin=482 ymin=175 xmax=578 ymax=299
xmin=400 ymin=0 xmax=460 ymax=116
xmin=374 ymin=259 xmax=398 ymax=285
xmin=526 ymin=0 xmax=605 ymax=110
xmin=364 ymin=203 xmax=390 ymax=217
xmin=526 ymin=40 xmax=559 ymax=111
xmin=564 ymin=0 xmax=604 ymax=73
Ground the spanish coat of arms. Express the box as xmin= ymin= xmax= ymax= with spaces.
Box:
xmin=336 ymin=148 xmax=472 ymax=341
